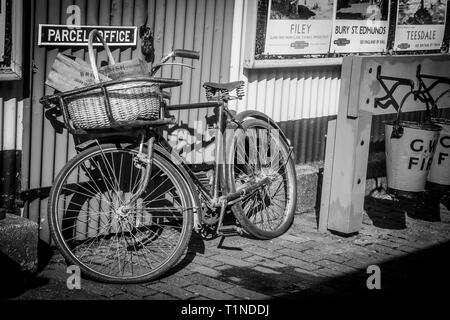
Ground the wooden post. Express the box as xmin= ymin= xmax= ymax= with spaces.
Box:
xmin=319 ymin=57 xmax=372 ymax=234
xmin=319 ymin=119 xmax=335 ymax=232
xmin=326 ymin=110 xmax=372 ymax=234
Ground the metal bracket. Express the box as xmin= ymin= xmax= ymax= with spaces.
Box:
xmin=416 ymin=64 xmax=450 ymax=117
xmin=374 ymin=65 xmax=415 ymax=112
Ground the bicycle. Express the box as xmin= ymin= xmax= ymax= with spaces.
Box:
xmin=40 ymin=30 xmax=297 ymax=283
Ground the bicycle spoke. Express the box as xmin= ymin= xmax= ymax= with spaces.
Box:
xmin=98 ymin=148 xmax=122 ymax=197
xmin=230 ymin=122 xmax=295 ymax=237
xmin=76 ymin=222 xmax=114 ymax=261
xmin=141 ymin=175 xmax=172 ymax=203
xmin=80 ymin=161 xmax=116 ymax=205
xmin=61 ymin=184 xmax=112 ymax=206
xmin=126 ymin=226 xmax=156 ymax=269
xmin=141 ymin=185 xmax=178 ymax=206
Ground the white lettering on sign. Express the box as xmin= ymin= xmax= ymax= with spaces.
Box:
xmin=38 ymin=24 xmax=138 ymax=47
xmin=66 ymin=5 xmax=81 ymax=27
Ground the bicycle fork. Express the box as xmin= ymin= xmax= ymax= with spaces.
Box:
xmin=130 ymin=134 xmax=155 ymax=203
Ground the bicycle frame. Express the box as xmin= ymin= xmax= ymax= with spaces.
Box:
xmin=63 ymin=97 xmax=253 ymax=229
xmin=164 ymin=100 xmax=239 ymax=208
xmin=162 ymin=99 xmax=271 ymax=236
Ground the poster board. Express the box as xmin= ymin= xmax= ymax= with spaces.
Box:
xmin=330 ymin=0 xmax=391 ymax=53
xmin=264 ymin=0 xmax=335 ymax=55
xmin=393 ymin=0 xmax=448 ymax=51
xmin=245 ymin=0 xmax=450 ymax=68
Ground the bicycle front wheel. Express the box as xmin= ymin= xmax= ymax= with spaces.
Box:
xmin=48 ymin=144 xmax=193 ymax=283
xmin=225 ymin=119 xmax=297 ymax=239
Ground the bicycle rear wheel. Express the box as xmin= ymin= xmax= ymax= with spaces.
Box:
xmin=48 ymin=143 xmax=193 ymax=283
xmin=225 ymin=119 xmax=297 ymax=239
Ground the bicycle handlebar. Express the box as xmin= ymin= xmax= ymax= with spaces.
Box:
xmin=150 ymin=49 xmax=200 ymax=76
xmin=173 ymin=49 xmax=200 ymax=60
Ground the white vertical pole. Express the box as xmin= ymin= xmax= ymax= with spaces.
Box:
xmin=229 ymin=0 xmax=248 ymax=112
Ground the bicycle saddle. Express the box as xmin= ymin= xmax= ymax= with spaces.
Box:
xmin=203 ymin=81 xmax=244 ymax=91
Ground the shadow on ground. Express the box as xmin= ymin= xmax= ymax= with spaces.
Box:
xmin=162 ymin=231 xmax=206 ymax=278
xmin=209 ymin=240 xmax=450 ymax=302
xmin=0 ymin=252 xmax=49 ymax=299
xmin=365 ymin=197 xmax=407 ymax=230
xmin=364 ymin=190 xmax=448 ymax=230
xmin=5 ymin=236 xmax=450 ymax=302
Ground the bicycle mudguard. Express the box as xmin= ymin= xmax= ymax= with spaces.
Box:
xmin=73 ymin=134 xmax=140 ymax=153
xmin=233 ymin=110 xmax=291 ymax=147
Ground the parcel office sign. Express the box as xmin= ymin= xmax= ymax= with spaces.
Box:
xmin=38 ymin=24 xmax=137 ymax=47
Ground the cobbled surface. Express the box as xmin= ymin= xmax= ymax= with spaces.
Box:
xmin=8 ymin=193 xmax=450 ymax=300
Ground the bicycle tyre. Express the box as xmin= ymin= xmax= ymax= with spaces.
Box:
xmin=225 ymin=119 xmax=297 ymax=239
xmin=48 ymin=143 xmax=193 ymax=283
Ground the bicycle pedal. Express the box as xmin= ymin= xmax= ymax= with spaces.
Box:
xmin=217 ymin=225 xmax=241 ymax=237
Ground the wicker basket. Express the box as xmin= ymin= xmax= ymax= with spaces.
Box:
xmin=65 ymin=30 xmax=161 ymax=130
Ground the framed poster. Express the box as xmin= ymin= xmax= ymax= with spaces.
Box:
xmin=330 ymin=0 xmax=391 ymax=53
xmin=263 ymin=0 xmax=335 ymax=55
xmin=0 ymin=0 xmax=6 ymax=62
xmin=393 ymin=0 xmax=447 ymax=51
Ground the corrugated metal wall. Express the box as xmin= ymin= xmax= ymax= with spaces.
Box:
xmin=246 ymin=66 xmax=341 ymax=164
xmin=234 ymin=65 xmax=341 ymax=164
xmin=22 ymin=0 xmax=235 ymax=241
xmin=240 ymin=66 xmax=341 ymax=122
